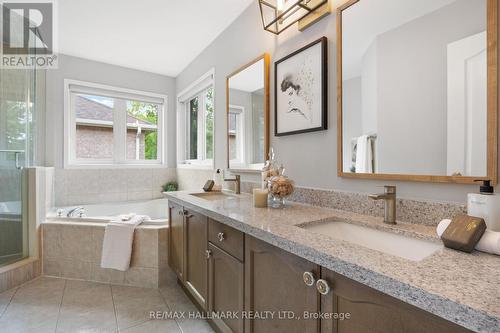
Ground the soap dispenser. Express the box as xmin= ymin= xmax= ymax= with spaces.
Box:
xmin=467 ymin=180 xmax=500 ymax=231
xmin=212 ymin=169 xmax=223 ymax=192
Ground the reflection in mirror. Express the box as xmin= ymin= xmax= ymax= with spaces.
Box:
xmin=228 ymin=55 xmax=269 ymax=170
xmin=340 ymin=0 xmax=494 ymax=180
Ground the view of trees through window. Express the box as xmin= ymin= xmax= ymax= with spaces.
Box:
xmin=127 ymin=101 xmax=159 ymax=160
xmin=205 ymin=88 xmax=214 ymax=159
xmin=189 ymin=97 xmax=198 ymax=160
xmin=3 ymin=101 xmax=29 ymax=151
xmin=187 ymin=87 xmax=213 ymax=161
xmin=73 ymin=92 xmax=160 ymax=162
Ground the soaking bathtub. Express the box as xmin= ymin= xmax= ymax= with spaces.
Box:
xmin=46 ymin=198 xmax=169 ymax=225
xmin=42 ymin=198 xmax=170 ymax=288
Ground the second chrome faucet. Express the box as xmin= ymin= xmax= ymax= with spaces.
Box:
xmin=223 ymin=171 xmax=241 ymax=194
xmin=369 ymin=185 xmax=397 ymax=224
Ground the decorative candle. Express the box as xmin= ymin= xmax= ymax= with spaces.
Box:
xmin=253 ymin=188 xmax=268 ymax=208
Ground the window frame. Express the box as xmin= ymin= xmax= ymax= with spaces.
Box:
xmin=228 ymin=105 xmax=245 ymax=166
xmin=185 ymin=87 xmax=214 ymax=164
xmin=176 ymin=69 xmax=215 ymax=169
xmin=63 ymin=79 xmax=167 ymax=169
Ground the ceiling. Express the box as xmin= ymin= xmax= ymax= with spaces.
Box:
xmin=342 ymin=0 xmax=459 ymax=79
xmin=58 ymin=0 xmax=254 ymax=77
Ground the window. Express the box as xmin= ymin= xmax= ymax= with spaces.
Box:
xmin=185 ymin=87 xmax=214 ymax=162
xmin=64 ymin=80 xmax=166 ymax=167
xmin=228 ymin=105 xmax=244 ymax=164
xmin=177 ymin=69 xmax=215 ymax=167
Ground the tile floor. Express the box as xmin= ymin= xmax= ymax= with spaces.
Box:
xmin=0 ymin=276 xmax=214 ymax=333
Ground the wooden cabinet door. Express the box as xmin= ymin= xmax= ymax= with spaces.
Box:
xmin=208 ymin=243 xmax=244 ymax=333
xmin=320 ymin=269 xmax=471 ymax=333
xmin=184 ymin=209 xmax=208 ymax=310
xmin=245 ymin=236 xmax=321 ymax=333
xmin=168 ymin=202 xmax=184 ymax=280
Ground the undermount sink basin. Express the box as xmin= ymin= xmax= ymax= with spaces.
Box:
xmin=189 ymin=192 xmax=237 ymax=201
xmin=300 ymin=221 xmax=442 ymax=261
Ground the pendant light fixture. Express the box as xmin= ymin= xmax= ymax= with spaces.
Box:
xmin=259 ymin=0 xmax=328 ymax=34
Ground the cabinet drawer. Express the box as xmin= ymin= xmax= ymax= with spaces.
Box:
xmin=208 ymin=219 xmax=244 ymax=261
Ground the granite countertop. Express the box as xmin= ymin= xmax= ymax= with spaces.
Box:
xmin=164 ymin=191 xmax=500 ymax=333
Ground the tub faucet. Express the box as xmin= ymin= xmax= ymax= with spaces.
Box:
xmin=368 ymin=186 xmax=397 ymax=224
xmin=67 ymin=207 xmax=85 ymax=218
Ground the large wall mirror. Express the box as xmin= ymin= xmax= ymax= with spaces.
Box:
xmin=337 ymin=0 xmax=498 ymax=184
xmin=227 ymin=54 xmax=270 ymax=171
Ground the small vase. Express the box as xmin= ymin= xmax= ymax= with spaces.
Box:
xmin=270 ymin=195 xmax=285 ymax=208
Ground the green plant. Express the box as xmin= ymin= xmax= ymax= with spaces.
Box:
xmin=162 ymin=181 xmax=178 ymax=192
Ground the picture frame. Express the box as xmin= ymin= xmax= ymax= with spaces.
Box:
xmin=274 ymin=36 xmax=328 ymax=136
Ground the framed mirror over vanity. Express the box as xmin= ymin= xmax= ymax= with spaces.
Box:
xmin=337 ymin=0 xmax=498 ymax=184
xmin=226 ymin=54 xmax=270 ymax=171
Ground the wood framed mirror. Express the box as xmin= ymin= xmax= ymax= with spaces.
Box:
xmin=226 ymin=54 xmax=270 ymax=171
xmin=337 ymin=0 xmax=498 ymax=184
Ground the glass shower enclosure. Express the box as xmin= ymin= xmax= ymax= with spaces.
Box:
xmin=0 ymin=56 xmax=38 ymax=266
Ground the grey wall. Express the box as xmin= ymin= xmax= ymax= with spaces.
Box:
xmin=375 ymin=0 xmax=486 ymax=175
xmin=174 ymin=2 xmax=500 ymax=204
xmin=229 ymin=88 xmax=260 ymax=165
xmin=361 ymin=41 xmax=378 ymax=136
xmin=342 ymin=77 xmax=362 ymax=172
xmin=229 ymin=89 xmax=253 ymax=116
xmin=252 ymin=90 xmax=265 ymax=163
xmin=45 ymin=54 xmax=177 ymax=168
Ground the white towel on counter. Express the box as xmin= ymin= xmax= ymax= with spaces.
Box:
xmin=436 ymin=219 xmax=500 ymax=256
xmin=355 ymin=135 xmax=373 ymax=173
xmin=101 ymin=215 xmax=149 ymax=271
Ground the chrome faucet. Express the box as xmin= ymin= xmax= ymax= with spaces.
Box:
xmin=223 ymin=172 xmax=241 ymax=194
xmin=368 ymin=186 xmax=397 ymax=224
xmin=67 ymin=207 xmax=85 ymax=218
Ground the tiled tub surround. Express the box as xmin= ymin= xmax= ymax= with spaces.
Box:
xmin=176 ymin=168 xmax=214 ymax=191
xmin=165 ymin=191 xmax=500 ymax=332
xmin=241 ymin=181 xmax=466 ymax=226
xmin=48 ymin=198 xmax=169 ymax=223
xmin=42 ymin=222 xmax=168 ymax=288
xmin=54 ymin=167 xmax=176 ymax=206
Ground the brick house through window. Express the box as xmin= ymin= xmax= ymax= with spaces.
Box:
xmin=75 ymin=95 xmax=156 ymax=160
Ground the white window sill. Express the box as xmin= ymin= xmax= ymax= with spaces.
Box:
xmin=64 ymin=163 xmax=168 ymax=170
xmin=177 ymin=163 xmax=213 ymax=170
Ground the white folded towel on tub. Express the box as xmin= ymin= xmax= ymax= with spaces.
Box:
xmin=101 ymin=215 xmax=149 ymax=271
xmin=436 ymin=219 xmax=500 ymax=256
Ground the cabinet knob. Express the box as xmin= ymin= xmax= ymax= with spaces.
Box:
xmin=182 ymin=210 xmax=193 ymax=218
xmin=303 ymin=271 xmax=316 ymax=287
xmin=205 ymin=249 xmax=212 ymax=259
xmin=316 ymin=279 xmax=331 ymax=295
xmin=217 ymin=232 xmax=225 ymax=242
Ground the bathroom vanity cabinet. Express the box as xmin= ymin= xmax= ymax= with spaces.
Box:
xmin=168 ymin=202 xmax=208 ymax=310
xmin=319 ymin=269 xmax=470 ymax=333
xmin=168 ymin=202 xmax=184 ymax=280
xmin=208 ymin=243 xmax=244 ymax=333
xmin=168 ymin=201 xmax=471 ymax=333
xmin=244 ymin=235 xmax=321 ymax=333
